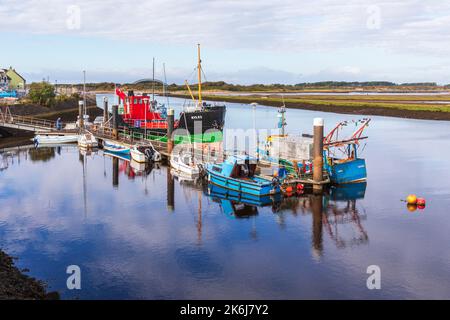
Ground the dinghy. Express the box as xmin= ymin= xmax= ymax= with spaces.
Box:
xmin=170 ymin=152 xmax=200 ymax=176
xmin=102 ymin=139 xmax=130 ymax=155
xmin=130 ymin=143 xmax=162 ymax=163
xmin=78 ymin=132 xmax=98 ymax=149
xmin=33 ymin=132 xmax=79 ymax=145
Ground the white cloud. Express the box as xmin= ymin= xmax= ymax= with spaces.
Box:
xmin=1 ymin=0 xmax=450 ymax=54
xmin=3 ymin=0 xmax=450 ymax=83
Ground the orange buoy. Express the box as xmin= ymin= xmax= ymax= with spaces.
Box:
xmin=416 ymin=198 xmax=426 ymax=206
xmin=406 ymin=194 xmax=417 ymax=205
xmin=407 ymin=204 xmax=417 ymax=212
xmin=285 ymin=186 xmax=293 ymax=193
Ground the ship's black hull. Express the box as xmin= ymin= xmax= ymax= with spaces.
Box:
xmin=177 ymin=105 xmax=226 ymax=134
xmin=119 ymin=105 xmax=226 ymax=136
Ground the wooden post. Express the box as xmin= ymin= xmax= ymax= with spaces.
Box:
xmin=167 ymin=108 xmax=174 ymax=156
xmin=112 ymin=104 xmax=118 ymax=140
xmin=103 ymin=97 xmax=108 ymax=123
xmin=78 ymin=100 xmax=84 ymax=129
xmin=313 ymin=118 xmax=324 ymax=193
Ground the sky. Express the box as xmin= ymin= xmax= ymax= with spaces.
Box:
xmin=1 ymin=0 xmax=450 ymax=84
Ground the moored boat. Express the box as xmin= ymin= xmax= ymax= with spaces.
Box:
xmin=323 ymin=119 xmax=370 ymax=184
xmin=78 ymin=132 xmax=98 ymax=149
xmin=170 ymin=152 xmax=200 ymax=176
xmin=130 ymin=143 xmax=162 ymax=163
xmin=115 ymin=45 xmax=226 ymax=135
xmin=102 ymin=139 xmax=130 ymax=155
xmin=205 ymin=154 xmax=280 ymax=197
xmin=33 ymin=132 xmax=79 ymax=145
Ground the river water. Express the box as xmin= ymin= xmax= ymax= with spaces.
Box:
xmin=0 ymin=95 xmax=450 ymax=299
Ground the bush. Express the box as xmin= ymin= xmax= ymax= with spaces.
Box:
xmin=28 ymin=82 xmax=56 ymax=107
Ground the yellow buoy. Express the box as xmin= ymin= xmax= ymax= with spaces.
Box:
xmin=406 ymin=194 xmax=417 ymax=205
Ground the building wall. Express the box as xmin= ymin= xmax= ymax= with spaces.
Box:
xmin=5 ymin=68 xmax=26 ymax=90
xmin=0 ymin=72 xmax=10 ymax=90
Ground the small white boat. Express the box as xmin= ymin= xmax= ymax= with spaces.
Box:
xmin=78 ymin=132 xmax=98 ymax=149
xmin=130 ymin=143 xmax=162 ymax=163
xmin=33 ymin=133 xmax=79 ymax=145
xmin=170 ymin=152 xmax=200 ymax=176
xmin=103 ymin=139 xmax=130 ymax=154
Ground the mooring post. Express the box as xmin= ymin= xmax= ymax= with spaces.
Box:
xmin=78 ymin=100 xmax=84 ymax=129
xmin=103 ymin=97 xmax=108 ymax=123
xmin=313 ymin=118 xmax=324 ymax=193
xmin=167 ymin=108 xmax=174 ymax=156
xmin=112 ymin=104 xmax=118 ymax=139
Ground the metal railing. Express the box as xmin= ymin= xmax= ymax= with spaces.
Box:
xmin=0 ymin=107 xmax=57 ymax=130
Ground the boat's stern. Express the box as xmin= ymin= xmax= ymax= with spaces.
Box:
xmin=328 ymin=158 xmax=367 ymax=184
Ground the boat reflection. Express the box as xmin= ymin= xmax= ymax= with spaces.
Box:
xmin=104 ymin=150 xmax=161 ymax=187
xmin=206 ymin=184 xmax=282 ymax=218
xmin=204 ymin=181 xmax=368 ymax=254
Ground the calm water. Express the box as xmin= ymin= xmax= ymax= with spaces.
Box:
xmin=1 ymin=96 xmax=450 ymax=299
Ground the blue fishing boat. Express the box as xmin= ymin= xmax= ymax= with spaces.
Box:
xmin=205 ymin=154 xmax=280 ymax=197
xmin=323 ymin=119 xmax=370 ymax=184
xmin=102 ymin=139 xmax=130 ymax=155
xmin=324 ymin=144 xmax=367 ymax=184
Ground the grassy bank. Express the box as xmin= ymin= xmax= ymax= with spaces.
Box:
xmin=170 ymin=93 xmax=450 ymax=121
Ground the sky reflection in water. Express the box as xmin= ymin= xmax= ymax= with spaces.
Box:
xmin=0 ymin=97 xmax=450 ymax=299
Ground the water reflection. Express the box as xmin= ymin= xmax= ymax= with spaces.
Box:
xmin=204 ymin=181 xmax=368 ymax=257
xmin=1 ymin=107 xmax=450 ymax=299
xmin=29 ymin=146 xmax=55 ymax=162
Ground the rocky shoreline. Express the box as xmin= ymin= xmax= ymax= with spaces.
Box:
xmin=0 ymin=249 xmax=59 ymax=300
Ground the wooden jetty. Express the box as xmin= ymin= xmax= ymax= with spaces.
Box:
xmin=0 ymin=105 xmax=331 ymax=190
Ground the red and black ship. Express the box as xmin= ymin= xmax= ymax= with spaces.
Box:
xmin=115 ymin=44 xmax=226 ymax=135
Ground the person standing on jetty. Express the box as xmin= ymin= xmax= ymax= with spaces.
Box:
xmin=56 ymin=117 xmax=62 ymax=130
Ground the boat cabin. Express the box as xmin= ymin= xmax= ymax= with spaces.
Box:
xmin=116 ymin=88 xmax=164 ymax=123
xmin=210 ymin=155 xmax=258 ymax=179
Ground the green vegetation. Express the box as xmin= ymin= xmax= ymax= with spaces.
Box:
xmin=50 ymin=80 xmax=450 ymax=94
xmin=28 ymin=82 xmax=56 ymax=107
xmin=190 ymin=94 xmax=450 ymax=114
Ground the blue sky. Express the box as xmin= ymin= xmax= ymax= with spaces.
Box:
xmin=1 ymin=0 xmax=450 ymax=84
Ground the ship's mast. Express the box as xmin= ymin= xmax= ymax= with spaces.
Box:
xmin=197 ymin=44 xmax=202 ymax=108
xmin=152 ymin=57 xmax=155 ymax=103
